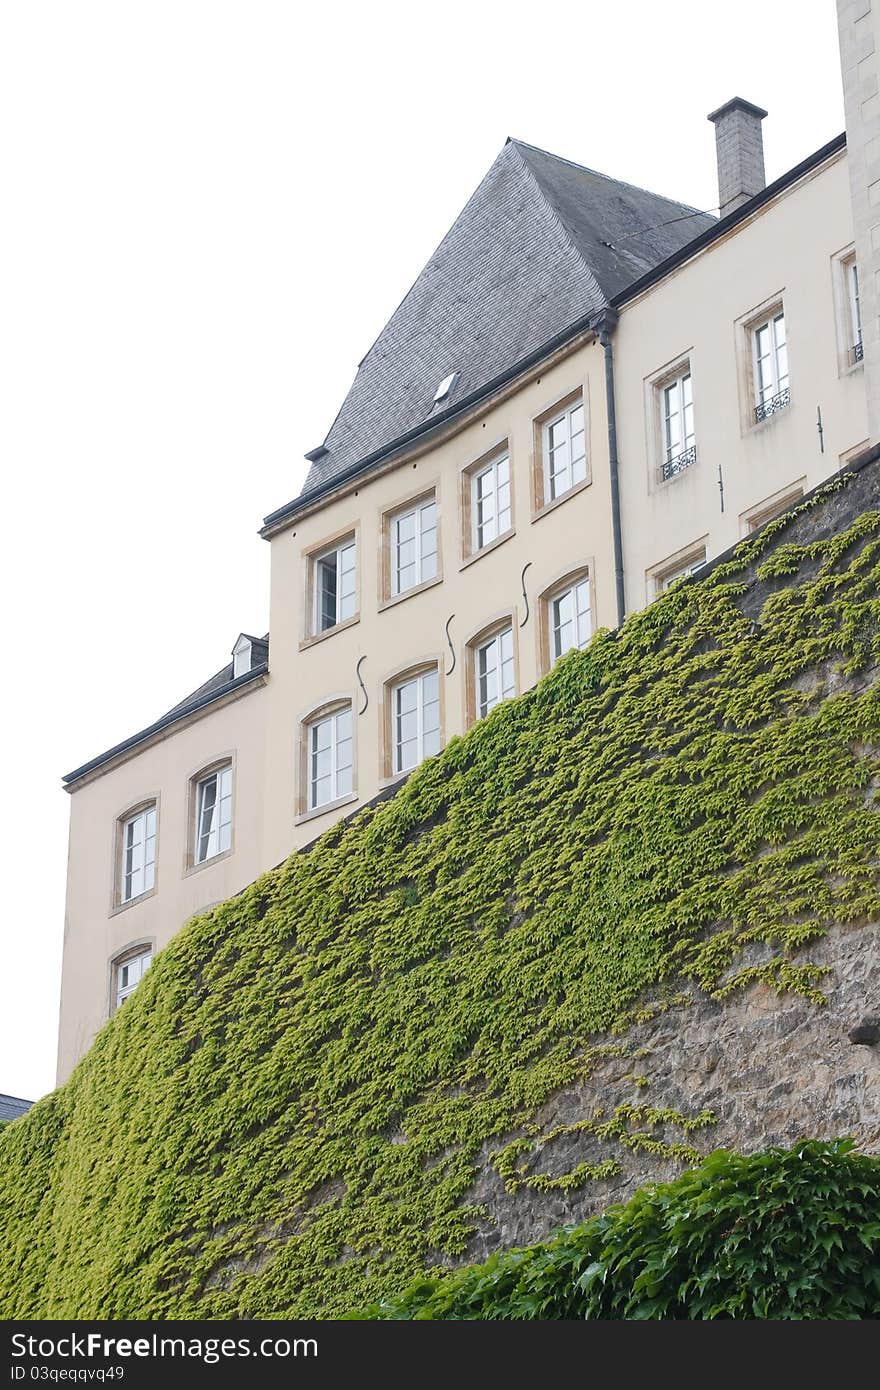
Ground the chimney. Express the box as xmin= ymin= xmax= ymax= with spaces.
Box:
xmin=707 ymin=97 xmax=768 ymax=217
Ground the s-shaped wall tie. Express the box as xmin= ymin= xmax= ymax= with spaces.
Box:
xmin=356 ymin=655 xmax=368 ymax=715
xmin=519 ymin=562 xmax=533 ymax=627
xmin=445 ymin=615 xmax=456 ymax=675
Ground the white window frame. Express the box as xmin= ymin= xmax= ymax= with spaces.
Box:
xmin=475 ymin=626 xmax=515 ymax=719
xmin=392 ymin=668 xmax=441 ymax=775
xmin=120 ymin=805 xmax=156 ymax=904
xmin=752 ymin=310 xmax=789 ymax=411
xmin=472 ymin=453 xmax=512 ymax=552
xmin=661 ymin=370 xmax=695 ymax=477
xmin=307 ymin=706 xmax=353 ymax=811
xmin=232 ymin=635 xmax=252 ymax=679
xmin=114 ymin=948 xmax=152 ymax=1011
xmin=313 ymin=537 xmax=357 ymax=634
xmin=550 ymin=577 xmax=592 ymax=662
xmin=849 ymin=260 xmax=863 ymax=354
xmin=657 ymin=554 xmax=706 ymax=593
xmin=391 ymin=496 xmax=437 ymax=596
xmin=194 ymin=765 xmax=233 ymax=865
xmin=542 ymin=396 xmax=587 ymax=501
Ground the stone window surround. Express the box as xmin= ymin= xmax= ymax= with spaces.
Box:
xmin=107 ymin=937 xmax=155 ymax=1020
xmin=378 ymin=479 xmax=443 ymax=608
xmin=299 ymin=521 xmax=361 ymax=649
xmin=530 ymin=382 xmax=591 ymax=515
xmin=536 ymin=562 xmax=594 ymax=677
xmin=183 ymin=753 xmax=237 ymax=876
xmin=462 ymin=610 xmax=520 ymax=729
xmin=109 ymin=794 xmax=161 ymax=917
xmin=295 ymin=693 xmax=358 ymax=825
xmin=646 ymin=537 xmax=709 ymax=601
xmin=642 ymin=349 xmax=697 ymax=490
xmin=734 ymin=291 xmax=789 ymax=433
xmin=378 ymin=656 xmax=445 ymax=785
xmin=458 ymin=435 xmax=515 ymax=564
xmin=739 ymin=479 xmax=806 ymax=537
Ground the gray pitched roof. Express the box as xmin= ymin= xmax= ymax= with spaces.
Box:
xmin=292 ymin=139 xmax=715 ymax=507
xmin=63 ymin=633 xmax=269 ymax=787
xmin=0 ymin=1094 xmax=32 ymax=1123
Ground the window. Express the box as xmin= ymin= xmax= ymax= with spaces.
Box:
xmin=308 ymin=706 xmax=353 ymax=810
xmin=314 ymin=538 xmax=356 ymax=633
xmin=120 ymin=805 xmax=156 ymax=903
xmin=194 ymin=765 xmax=232 ymax=864
xmin=472 ymin=453 xmax=511 ymax=550
xmin=232 ymin=635 xmax=252 ymax=679
xmin=550 ymin=578 xmax=592 ymax=661
xmin=648 ymin=543 xmax=708 ymax=599
xmin=392 ymin=669 xmax=440 ymax=774
xmin=849 ymin=261 xmax=863 ymax=364
xmin=742 ymin=484 xmax=804 ymax=536
xmin=656 ymin=551 xmax=706 ymax=594
xmin=661 ymin=371 xmax=695 ymax=479
xmin=753 ymin=311 xmax=789 ymax=420
xmin=114 ymin=948 xmax=152 ymax=1011
xmin=392 ymin=497 xmax=437 ymax=595
xmin=475 ymin=627 xmax=515 ymax=718
xmin=543 ymin=397 xmax=586 ymax=500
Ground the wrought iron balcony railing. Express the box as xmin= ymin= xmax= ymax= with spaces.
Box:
xmin=850 ymin=340 xmax=864 ymax=366
xmin=661 ymin=443 xmax=696 ymax=482
xmin=754 ymin=386 xmax=790 ymax=424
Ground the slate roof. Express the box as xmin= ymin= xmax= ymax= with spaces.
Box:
xmin=161 ymin=634 xmax=269 ymax=719
xmin=63 ymin=633 xmax=269 ymax=787
xmin=0 ymin=1094 xmax=32 ymax=1123
xmin=289 ymin=139 xmax=716 ymax=508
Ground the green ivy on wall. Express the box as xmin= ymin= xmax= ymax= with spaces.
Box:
xmin=350 ymin=1141 xmax=880 ymax=1319
xmin=0 ymin=473 xmax=878 ymax=1319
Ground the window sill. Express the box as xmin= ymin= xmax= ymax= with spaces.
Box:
xmin=460 ymin=528 xmax=515 ymax=570
xmin=378 ymin=573 xmax=443 ymax=612
xmin=109 ymin=886 xmax=157 ymax=919
xmin=746 ymin=399 xmax=792 ymax=434
xmin=299 ymin=613 xmax=360 ymax=651
xmin=839 ymin=358 xmax=864 ymax=379
xmin=531 ymin=476 xmax=590 ymax=522
xmin=295 ymin=792 xmax=359 ymax=827
xmin=653 ymin=459 xmax=698 ymax=490
xmin=184 ymin=845 xmax=234 ymax=878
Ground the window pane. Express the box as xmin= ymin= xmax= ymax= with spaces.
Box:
xmin=116 ymin=950 xmax=151 ymax=1008
xmin=317 ymin=554 xmax=338 ymax=630
xmin=478 ymin=639 xmax=498 ymax=715
xmin=338 ymin=544 xmax=356 ymax=619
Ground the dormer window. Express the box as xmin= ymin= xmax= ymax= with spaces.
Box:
xmin=232 ymin=635 xmax=252 ymax=679
xmin=433 ymin=371 xmax=459 ymax=405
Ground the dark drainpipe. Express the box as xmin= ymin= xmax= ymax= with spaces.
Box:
xmin=597 ymin=308 xmax=625 ymax=626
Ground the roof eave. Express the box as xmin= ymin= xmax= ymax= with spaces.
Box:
xmin=260 ymin=307 xmax=613 ymax=537
xmin=612 ymin=131 xmax=846 ymax=309
xmin=62 ymin=663 xmax=269 ymax=791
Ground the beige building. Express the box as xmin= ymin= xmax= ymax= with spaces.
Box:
xmin=57 ymin=19 xmax=877 ymax=1080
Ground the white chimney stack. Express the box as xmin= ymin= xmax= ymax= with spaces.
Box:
xmin=708 ymin=97 xmax=768 ymax=217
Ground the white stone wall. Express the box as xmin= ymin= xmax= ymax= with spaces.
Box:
xmin=839 ymin=0 xmax=880 ymax=439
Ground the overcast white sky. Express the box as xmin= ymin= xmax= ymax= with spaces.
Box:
xmin=0 ymin=1 xmax=845 ymax=1102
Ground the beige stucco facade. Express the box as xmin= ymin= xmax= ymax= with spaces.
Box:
xmin=839 ymin=0 xmax=880 ymax=440
xmin=58 ymin=110 xmax=875 ymax=1082
xmin=57 ymin=680 xmax=268 ymax=1080
xmin=615 ymin=146 xmax=868 ymax=607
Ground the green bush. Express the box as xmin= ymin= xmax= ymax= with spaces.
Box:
xmin=353 ymin=1142 xmax=880 ymax=1319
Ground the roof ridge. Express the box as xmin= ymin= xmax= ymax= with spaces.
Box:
xmin=507 ymin=141 xmax=607 ymax=309
xmin=508 ymin=137 xmax=716 ymax=219
xmin=308 ymin=144 xmax=522 ymax=454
